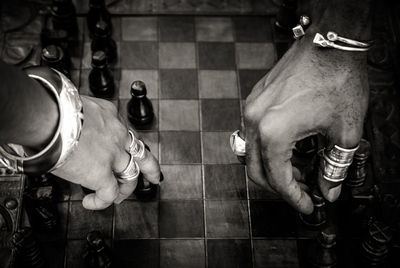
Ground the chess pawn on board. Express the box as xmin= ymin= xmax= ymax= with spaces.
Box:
xmin=91 ymin=20 xmax=117 ymax=64
xmin=308 ymin=229 xmax=337 ymax=268
xmin=83 ymin=231 xmax=113 ymax=268
xmin=11 ymin=228 xmax=47 ymax=268
xmin=87 ymin=0 xmax=112 ymax=37
xmin=346 ymin=139 xmax=371 ymax=188
xmin=89 ymin=51 xmax=115 ymax=98
xmin=300 ymin=188 xmax=327 ymax=228
xmin=360 ymin=220 xmax=392 ymax=266
xmin=50 ymin=0 xmax=78 ymax=36
xmin=127 ymin=81 xmax=154 ymax=126
xmin=41 ymin=45 xmax=71 ymax=78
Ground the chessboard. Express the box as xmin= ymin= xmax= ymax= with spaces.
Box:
xmin=0 ymin=1 xmax=400 ymax=268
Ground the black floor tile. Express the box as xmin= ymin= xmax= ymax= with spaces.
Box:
xmin=114 ymin=239 xmax=159 ymax=268
xmin=120 ymin=41 xmax=158 ymax=69
xmin=250 ymin=201 xmax=297 ymax=237
xmin=233 ymin=17 xmax=273 ymax=42
xmin=67 ymin=201 xmax=113 ymax=239
xmin=160 ymin=131 xmax=201 ymax=164
xmin=201 ymin=99 xmax=241 ymax=131
xmin=160 ymin=69 xmax=198 ymax=99
xmin=198 ymin=42 xmax=236 ymax=70
xmin=114 ymin=201 xmax=158 ymax=239
xmin=41 ymin=240 xmax=66 ymax=268
xmin=206 ymin=200 xmax=249 ymax=238
xmin=207 ymin=239 xmax=252 ymax=268
xmin=238 ymin=69 xmax=267 ymax=99
xmin=159 ymin=16 xmax=195 ymax=42
xmin=160 ymin=200 xmax=204 ymax=238
xmin=160 ymin=239 xmax=205 ymax=268
xmin=253 ymin=239 xmax=299 ymax=268
xmin=204 ymin=164 xmax=246 ymax=199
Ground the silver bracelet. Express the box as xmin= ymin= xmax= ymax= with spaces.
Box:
xmin=0 ymin=67 xmax=84 ymax=175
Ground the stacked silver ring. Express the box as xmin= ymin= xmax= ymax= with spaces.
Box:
xmin=114 ymin=130 xmax=145 ymax=184
xmin=320 ymin=144 xmax=359 ymax=183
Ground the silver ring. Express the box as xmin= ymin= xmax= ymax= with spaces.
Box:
xmin=326 ymin=31 xmax=370 ymax=48
xmin=230 ymin=130 xmax=246 ymax=156
xmin=127 ymin=130 xmax=146 ymax=161
xmin=114 ymin=153 xmax=140 ymax=184
xmin=313 ymin=33 xmax=370 ymax=52
xmin=321 ymin=144 xmax=359 ymax=183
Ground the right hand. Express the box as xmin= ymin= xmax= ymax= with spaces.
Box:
xmin=243 ymin=35 xmax=369 ymax=214
xmin=52 ymin=96 xmax=161 ymax=210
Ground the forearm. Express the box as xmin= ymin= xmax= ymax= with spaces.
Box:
xmin=0 ymin=61 xmax=59 ymax=150
xmin=307 ymin=0 xmax=373 ymax=40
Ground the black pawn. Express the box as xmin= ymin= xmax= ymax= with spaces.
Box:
xmin=91 ymin=20 xmax=117 ymax=64
xmin=360 ymin=220 xmax=392 ymax=266
xmin=87 ymin=0 xmax=112 ymax=37
xmin=89 ymin=51 xmax=115 ymax=98
xmin=308 ymin=229 xmax=337 ymax=268
xmin=11 ymin=228 xmax=47 ymax=268
xmin=50 ymin=0 xmax=78 ymax=36
xmin=41 ymin=45 xmax=71 ymax=78
xmin=24 ymin=175 xmax=59 ymax=231
xmin=83 ymin=231 xmax=113 ymax=268
xmin=275 ymin=0 xmax=298 ymax=31
xmin=127 ymin=81 xmax=154 ymax=126
xmin=300 ymin=189 xmax=327 ymax=228
xmin=346 ymin=139 xmax=371 ymax=188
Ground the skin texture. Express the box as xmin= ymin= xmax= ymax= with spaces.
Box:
xmin=0 ymin=62 xmax=161 ymax=210
xmin=244 ymin=28 xmax=369 ymax=214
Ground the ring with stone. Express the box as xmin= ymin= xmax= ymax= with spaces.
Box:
xmin=230 ymin=130 xmax=246 ymax=156
xmin=320 ymin=144 xmax=359 ymax=183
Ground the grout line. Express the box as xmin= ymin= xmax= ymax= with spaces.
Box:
xmin=232 ymin=15 xmax=255 ymax=268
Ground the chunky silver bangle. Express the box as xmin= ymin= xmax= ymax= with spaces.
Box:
xmin=0 ymin=67 xmax=84 ymax=175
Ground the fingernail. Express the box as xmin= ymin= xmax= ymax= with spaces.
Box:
xmin=326 ymin=185 xmax=342 ymax=202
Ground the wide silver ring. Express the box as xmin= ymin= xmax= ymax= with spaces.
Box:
xmin=230 ymin=130 xmax=246 ymax=156
xmin=321 ymin=144 xmax=359 ymax=183
xmin=127 ymin=130 xmax=146 ymax=161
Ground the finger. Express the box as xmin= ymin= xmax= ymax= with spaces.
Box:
xmin=318 ymin=122 xmax=363 ymax=202
xmin=133 ymin=143 xmax=161 ymax=185
xmin=258 ymin=108 xmax=317 ymax=214
xmin=82 ymin=176 xmax=119 ymax=210
xmin=114 ymin=179 xmax=138 ymax=204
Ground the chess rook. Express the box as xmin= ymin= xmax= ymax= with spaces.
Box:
xmin=41 ymin=45 xmax=71 ymax=78
xmin=87 ymin=0 xmax=112 ymax=37
xmin=127 ymin=81 xmax=154 ymax=126
xmin=50 ymin=0 xmax=78 ymax=36
xmin=361 ymin=220 xmax=392 ymax=266
xmin=346 ymin=139 xmax=371 ymax=188
xmin=91 ymin=20 xmax=117 ymax=64
xmin=89 ymin=51 xmax=115 ymax=98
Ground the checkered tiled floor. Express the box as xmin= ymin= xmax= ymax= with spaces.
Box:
xmin=34 ymin=15 xmax=307 ymax=268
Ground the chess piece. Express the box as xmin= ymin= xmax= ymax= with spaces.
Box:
xmin=133 ymin=143 xmax=164 ymax=200
xmin=275 ymin=0 xmax=298 ymax=31
xmin=91 ymin=20 xmax=117 ymax=64
xmin=127 ymin=81 xmax=154 ymax=126
xmin=83 ymin=231 xmax=113 ymax=268
xmin=23 ymin=175 xmax=59 ymax=231
xmin=360 ymin=220 xmax=392 ymax=266
xmin=41 ymin=45 xmax=71 ymax=78
xmin=300 ymin=189 xmax=327 ymax=228
xmin=308 ymin=229 xmax=337 ymax=268
xmin=50 ymin=0 xmax=78 ymax=36
xmin=346 ymin=139 xmax=371 ymax=188
xmin=294 ymin=135 xmax=318 ymax=159
xmin=89 ymin=51 xmax=115 ymax=98
xmin=87 ymin=0 xmax=112 ymax=37
xmin=11 ymin=228 xmax=47 ymax=268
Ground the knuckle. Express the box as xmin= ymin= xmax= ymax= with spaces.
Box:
xmin=243 ymin=103 xmax=259 ymax=124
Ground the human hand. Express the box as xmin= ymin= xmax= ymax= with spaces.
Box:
xmin=243 ymin=35 xmax=369 ymax=214
xmin=52 ymin=96 xmax=161 ymax=210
